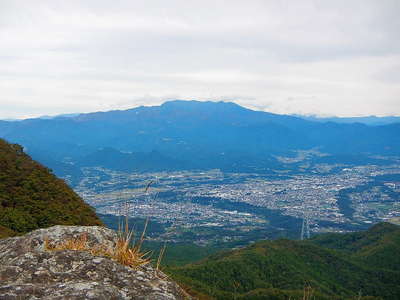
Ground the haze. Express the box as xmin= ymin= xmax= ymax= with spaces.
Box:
xmin=1 ymin=0 xmax=399 ymax=119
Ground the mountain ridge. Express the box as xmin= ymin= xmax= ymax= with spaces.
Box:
xmin=168 ymin=222 xmax=400 ymax=300
xmin=0 ymin=138 xmax=102 ymax=238
xmin=0 ymin=100 xmax=399 ymax=180
xmin=296 ymin=114 xmax=400 ymax=126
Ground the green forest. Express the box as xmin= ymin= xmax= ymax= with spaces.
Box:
xmin=0 ymin=138 xmax=102 ymax=238
xmin=167 ymin=222 xmax=400 ymax=300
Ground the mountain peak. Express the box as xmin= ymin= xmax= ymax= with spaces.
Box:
xmin=160 ymin=99 xmax=246 ymax=111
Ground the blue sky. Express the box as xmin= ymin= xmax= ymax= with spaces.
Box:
xmin=1 ymin=0 xmax=399 ymax=119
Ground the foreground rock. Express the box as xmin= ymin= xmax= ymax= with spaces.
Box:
xmin=0 ymin=226 xmax=189 ymax=299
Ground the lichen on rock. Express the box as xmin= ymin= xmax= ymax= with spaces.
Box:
xmin=0 ymin=226 xmax=190 ymax=299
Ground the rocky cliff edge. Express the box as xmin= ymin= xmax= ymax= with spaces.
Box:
xmin=0 ymin=226 xmax=189 ymax=300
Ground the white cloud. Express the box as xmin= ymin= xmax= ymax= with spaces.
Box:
xmin=0 ymin=0 xmax=399 ymax=118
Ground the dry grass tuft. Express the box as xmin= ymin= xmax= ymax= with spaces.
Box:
xmin=46 ymin=182 xmax=166 ymax=270
xmin=156 ymin=241 xmax=167 ymax=271
xmin=45 ymin=229 xmax=151 ymax=269
xmin=45 ymin=233 xmax=89 ymax=251
xmin=112 ymin=230 xmax=151 ymax=269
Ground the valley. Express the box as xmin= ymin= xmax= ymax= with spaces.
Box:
xmin=72 ymin=155 xmax=400 ymax=248
xmin=2 ymin=2 xmax=400 ymax=298
xmin=2 ymin=100 xmax=399 ymax=252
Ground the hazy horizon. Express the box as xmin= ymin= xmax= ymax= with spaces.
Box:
xmin=1 ymin=99 xmax=400 ymax=121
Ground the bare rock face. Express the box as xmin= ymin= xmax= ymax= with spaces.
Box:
xmin=0 ymin=226 xmax=189 ymax=300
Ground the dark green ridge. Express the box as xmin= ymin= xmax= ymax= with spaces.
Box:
xmin=311 ymin=222 xmax=400 ymax=271
xmin=0 ymin=138 xmax=102 ymax=238
xmin=167 ymin=223 xmax=400 ymax=300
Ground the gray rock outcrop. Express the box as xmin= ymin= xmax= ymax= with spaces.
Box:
xmin=0 ymin=226 xmax=190 ymax=299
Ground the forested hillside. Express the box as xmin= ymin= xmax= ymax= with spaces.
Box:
xmin=168 ymin=223 xmax=400 ymax=300
xmin=311 ymin=222 xmax=400 ymax=271
xmin=0 ymin=138 xmax=102 ymax=238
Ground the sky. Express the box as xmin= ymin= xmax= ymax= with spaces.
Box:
xmin=1 ymin=0 xmax=399 ymax=119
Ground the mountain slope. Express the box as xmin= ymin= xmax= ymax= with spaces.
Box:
xmin=0 ymin=138 xmax=102 ymax=237
xmin=311 ymin=222 xmax=400 ymax=271
xmin=168 ymin=223 xmax=400 ymax=300
xmin=77 ymin=147 xmax=186 ymax=172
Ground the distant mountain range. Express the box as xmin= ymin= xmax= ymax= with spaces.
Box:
xmin=0 ymin=100 xmax=399 ymax=181
xmin=4 ymin=108 xmax=399 ymax=125
xmin=295 ymin=115 xmax=400 ymax=126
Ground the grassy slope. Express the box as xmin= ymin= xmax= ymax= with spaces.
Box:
xmin=168 ymin=223 xmax=400 ymax=300
xmin=0 ymin=138 xmax=102 ymax=237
